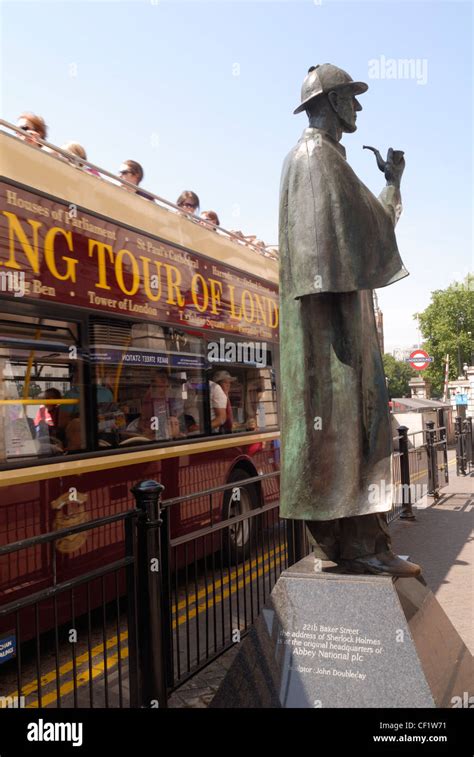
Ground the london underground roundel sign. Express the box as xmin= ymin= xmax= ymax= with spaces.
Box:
xmin=408 ymin=349 xmax=432 ymax=371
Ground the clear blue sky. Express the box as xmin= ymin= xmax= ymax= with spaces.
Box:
xmin=1 ymin=0 xmax=472 ymax=351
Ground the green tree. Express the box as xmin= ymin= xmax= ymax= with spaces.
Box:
xmin=382 ymin=354 xmax=415 ymax=399
xmin=414 ymin=274 xmax=474 ymax=397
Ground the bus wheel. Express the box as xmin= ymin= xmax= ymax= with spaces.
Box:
xmin=222 ymin=469 xmax=258 ymax=566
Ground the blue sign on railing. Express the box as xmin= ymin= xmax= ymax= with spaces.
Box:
xmin=0 ymin=633 xmax=16 ymax=665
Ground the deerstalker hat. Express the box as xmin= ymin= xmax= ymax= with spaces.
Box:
xmin=293 ymin=63 xmax=368 ymax=115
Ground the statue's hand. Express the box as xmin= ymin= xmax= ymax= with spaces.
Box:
xmin=363 ymin=145 xmax=405 ymax=188
xmin=384 ymin=148 xmax=405 ymax=188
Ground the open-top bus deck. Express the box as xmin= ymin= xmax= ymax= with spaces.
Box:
xmin=0 ymin=122 xmax=281 ymax=635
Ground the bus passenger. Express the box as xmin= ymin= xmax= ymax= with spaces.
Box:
xmin=176 ymin=190 xmax=200 ymax=216
xmin=64 ymin=418 xmax=83 ymax=453
xmin=183 ymin=381 xmax=201 ymax=434
xmin=57 ymin=370 xmax=80 ymax=436
xmin=244 ymin=369 xmax=266 ymax=430
xmin=201 ymin=210 xmax=220 ymax=228
xmin=62 ymin=142 xmax=101 ymax=176
xmin=118 ymin=160 xmax=154 ymax=200
xmin=210 ymin=371 xmax=235 ymax=434
xmin=95 ymin=368 xmax=127 ymax=445
xmin=16 ymin=112 xmax=47 ymax=148
xmin=34 ymin=388 xmax=61 ymax=436
xmin=57 ymin=364 xmax=112 ymax=439
xmin=127 ymin=369 xmax=183 ymax=440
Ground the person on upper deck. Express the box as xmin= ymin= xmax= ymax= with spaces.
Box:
xmin=176 ymin=190 xmax=200 ymax=216
xmin=62 ymin=142 xmax=101 ymax=176
xmin=118 ymin=160 xmax=154 ymax=200
xmin=16 ymin=112 xmax=47 ymax=148
xmin=201 ymin=210 xmax=220 ymax=228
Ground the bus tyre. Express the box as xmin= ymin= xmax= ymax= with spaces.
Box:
xmin=222 ymin=469 xmax=258 ymax=566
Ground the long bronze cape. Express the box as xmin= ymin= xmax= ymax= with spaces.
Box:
xmin=278 ymin=127 xmax=408 ymax=521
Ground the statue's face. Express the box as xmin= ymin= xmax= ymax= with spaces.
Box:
xmin=329 ymin=89 xmax=362 ymax=133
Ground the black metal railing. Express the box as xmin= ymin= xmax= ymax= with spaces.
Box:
xmin=156 ymin=472 xmax=310 ymax=693
xmin=390 ymin=421 xmax=449 ymax=520
xmin=425 ymin=421 xmax=450 ymax=497
xmin=0 ymin=511 xmax=140 ymax=709
xmin=0 ymin=471 xmax=311 ymax=709
xmin=132 ymin=427 xmax=448 ymax=701
xmin=0 ymin=425 xmax=451 ymax=709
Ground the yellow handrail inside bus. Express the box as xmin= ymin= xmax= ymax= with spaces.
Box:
xmin=0 ymin=399 xmax=79 ymax=405
xmin=114 ymin=337 xmax=132 ymax=402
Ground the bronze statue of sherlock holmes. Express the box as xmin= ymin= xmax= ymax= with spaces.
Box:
xmin=278 ymin=64 xmax=421 ymax=576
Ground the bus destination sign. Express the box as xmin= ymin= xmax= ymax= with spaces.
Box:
xmin=0 ymin=183 xmax=279 ymax=341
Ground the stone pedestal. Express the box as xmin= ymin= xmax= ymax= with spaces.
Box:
xmin=211 ymin=555 xmax=473 ymax=708
xmin=409 ymin=375 xmax=432 ymax=399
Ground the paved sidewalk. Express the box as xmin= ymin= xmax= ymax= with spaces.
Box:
xmin=391 ymin=459 xmax=473 ymax=654
xmin=169 ymin=454 xmax=473 ymax=707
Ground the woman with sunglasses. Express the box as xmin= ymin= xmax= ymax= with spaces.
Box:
xmin=176 ymin=190 xmax=200 ymax=216
xmin=16 ymin=112 xmax=47 ymax=148
xmin=118 ymin=160 xmax=154 ymax=200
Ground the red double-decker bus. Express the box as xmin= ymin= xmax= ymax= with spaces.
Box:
xmin=0 ymin=121 xmax=280 ymax=630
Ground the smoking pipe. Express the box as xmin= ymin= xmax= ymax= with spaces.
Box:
xmin=363 ymin=146 xmax=405 ymax=173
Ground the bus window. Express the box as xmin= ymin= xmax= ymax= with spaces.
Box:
xmin=208 ymin=358 xmax=278 ymax=434
xmin=0 ymin=313 xmax=86 ymax=463
xmin=90 ymin=318 xmax=208 ymax=447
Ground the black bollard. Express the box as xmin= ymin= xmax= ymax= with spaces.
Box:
xmin=425 ymin=421 xmax=439 ymax=497
xmin=131 ymin=480 xmax=167 ymax=708
xmin=398 ymin=426 xmax=416 ymax=520
xmin=462 ymin=417 xmax=473 ymax=469
xmin=455 ymin=416 xmax=467 ymax=476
